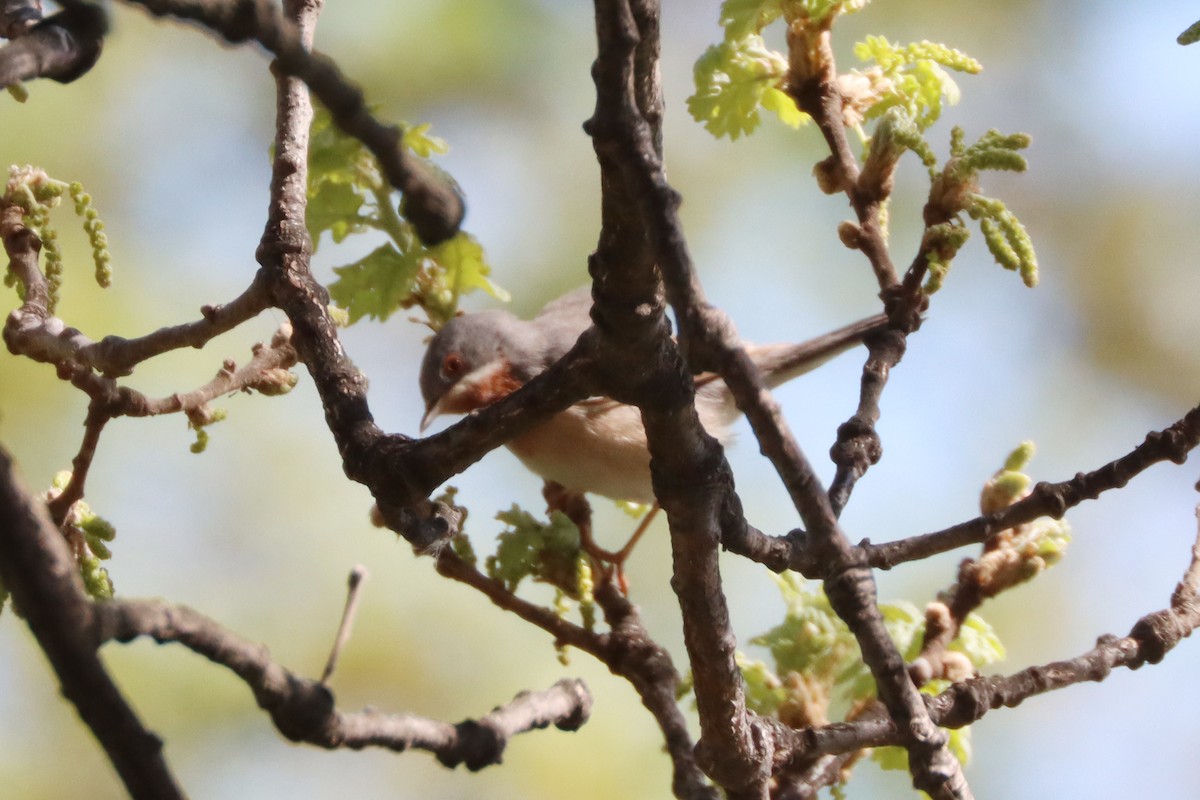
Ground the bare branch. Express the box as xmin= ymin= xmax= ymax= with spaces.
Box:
xmin=95 ymin=596 xmax=593 ymax=767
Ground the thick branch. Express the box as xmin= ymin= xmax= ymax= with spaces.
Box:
xmin=588 ymin=2 xmax=768 ymax=797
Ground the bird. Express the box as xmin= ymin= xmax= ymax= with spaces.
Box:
xmin=419 ymin=287 xmax=887 ymax=507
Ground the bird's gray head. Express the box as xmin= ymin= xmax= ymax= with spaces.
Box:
xmin=418 ymin=310 xmax=540 ymax=432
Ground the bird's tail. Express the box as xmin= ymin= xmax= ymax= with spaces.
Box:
xmin=751 ymin=312 xmax=890 ymax=390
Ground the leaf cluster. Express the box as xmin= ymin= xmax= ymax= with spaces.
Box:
xmin=741 ymin=573 xmax=1004 ymax=780
xmin=689 ymin=1 xmax=979 ymax=143
xmin=688 ymin=33 xmax=802 ymax=140
xmin=486 ymin=505 xmax=595 ymax=628
xmin=306 ymin=108 xmax=506 ymax=328
xmin=852 ymin=36 xmax=981 ymax=132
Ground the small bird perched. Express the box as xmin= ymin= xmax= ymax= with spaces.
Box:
xmin=419 ymin=287 xmax=887 ymax=506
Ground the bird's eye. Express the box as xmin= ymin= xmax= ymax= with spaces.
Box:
xmin=441 ymin=353 xmax=464 ymax=379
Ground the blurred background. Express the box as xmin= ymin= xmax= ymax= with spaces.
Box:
xmin=3 ymin=1 xmax=1200 ymax=797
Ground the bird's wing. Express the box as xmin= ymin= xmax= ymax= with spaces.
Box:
xmin=530 ymin=286 xmax=594 ymax=365
xmin=535 ymin=286 xmax=593 ymax=324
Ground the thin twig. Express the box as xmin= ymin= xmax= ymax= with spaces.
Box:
xmin=320 ymin=564 xmax=368 ymax=684
xmin=863 ymin=404 xmax=1200 ymax=570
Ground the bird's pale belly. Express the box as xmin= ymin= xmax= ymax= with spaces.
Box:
xmin=505 ymin=401 xmax=656 ymax=504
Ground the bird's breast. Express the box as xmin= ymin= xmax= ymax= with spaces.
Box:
xmin=506 ymin=400 xmax=656 ymax=504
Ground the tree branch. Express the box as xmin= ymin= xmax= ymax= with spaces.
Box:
xmin=863 ymin=404 xmax=1200 ymax=570
xmin=588 ymin=2 xmax=769 ymax=796
xmin=95 ymin=596 xmax=592 ymax=768
xmin=0 ymin=1 xmax=106 ymax=87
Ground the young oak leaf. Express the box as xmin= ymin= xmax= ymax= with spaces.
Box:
xmin=688 ymin=34 xmax=804 ymax=140
xmin=328 ymin=244 xmax=423 ymax=324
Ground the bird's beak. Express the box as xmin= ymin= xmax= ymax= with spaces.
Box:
xmin=420 ymin=399 xmax=443 ymax=434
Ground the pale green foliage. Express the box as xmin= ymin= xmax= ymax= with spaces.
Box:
xmin=717 ymin=0 xmax=868 ymax=38
xmin=688 ymin=0 xmax=873 ymax=140
xmin=803 ymin=0 xmax=869 ymax=22
xmin=748 ymin=574 xmax=1004 ymax=707
xmin=688 ymin=35 xmax=801 ymax=140
xmin=49 ymin=471 xmax=117 ymax=601
xmin=740 ymin=573 xmax=1004 ymax=787
xmin=854 ymin=36 xmax=981 ymax=131
xmin=954 ymin=613 xmax=1007 ymax=665
xmin=3 ymin=167 xmax=113 ymax=312
xmin=691 ymin=1 xmax=976 ymax=142
xmin=487 ymin=506 xmax=595 ymax=628
xmin=718 ymin=0 xmax=786 ymax=39
xmin=307 ymin=108 xmax=506 ymax=328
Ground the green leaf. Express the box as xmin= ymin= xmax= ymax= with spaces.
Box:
xmin=760 ymin=86 xmax=806 ymax=130
xmin=688 ymin=35 xmax=798 ymax=140
xmin=308 ymin=107 xmax=371 ymax=188
xmin=328 ymin=244 xmax=423 ymax=323
xmin=801 ymin=0 xmax=869 ymax=22
xmin=305 ymin=106 xmax=500 ymax=327
xmin=952 ymin=613 xmax=1007 ymax=666
xmin=854 ymin=36 xmax=981 ymax=131
xmin=719 ymin=0 xmax=785 ymax=39
xmin=487 ymin=505 xmax=582 ymax=593
xmin=307 ymin=180 xmax=369 ymax=249
xmin=437 ymin=233 xmax=507 ymax=299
